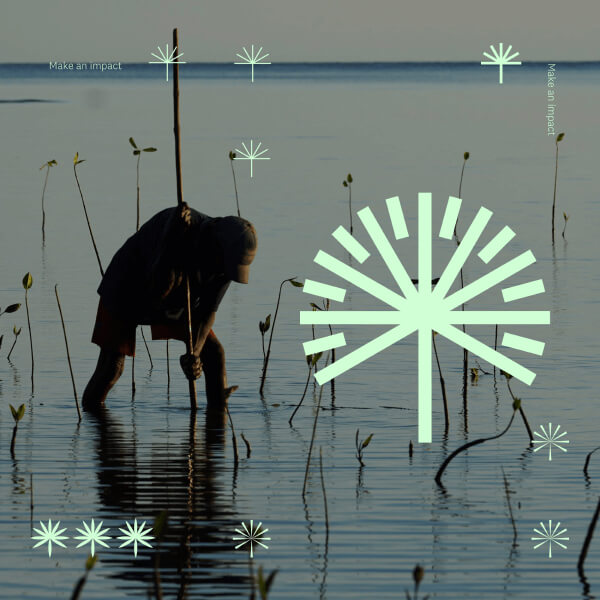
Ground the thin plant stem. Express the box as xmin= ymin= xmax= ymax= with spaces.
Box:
xmin=140 ymin=327 xmax=153 ymax=369
xmin=30 ymin=472 xmax=33 ymax=528
xmin=260 ymin=277 xmax=294 ymax=393
xmin=131 ymin=356 xmax=136 ymax=396
xmin=41 ymin=166 xmax=50 ymax=243
xmin=166 ymin=340 xmax=171 ymax=388
xmin=302 ymin=383 xmax=324 ymax=497
xmin=506 ymin=379 xmax=534 ymax=442
xmin=225 ymin=405 xmax=239 ymax=466
xmin=25 ymin=288 xmax=34 ymax=393
xmin=432 ymin=332 xmax=449 ymax=433
xmin=230 ymin=155 xmax=240 ymax=217
xmin=552 ymin=142 xmax=559 ymax=244
xmin=501 ymin=466 xmax=518 ymax=544
xmin=583 ymin=446 xmax=600 ymax=479
xmin=289 ymin=365 xmax=313 ymax=425
xmin=55 ymin=285 xmax=81 ymax=420
xmin=348 ymin=181 xmax=353 ymax=234
xmin=261 ymin=331 xmax=266 ymax=362
xmin=74 ymin=164 xmax=104 ymax=277
xmin=10 ymin=424 xmax=18 ymax=458
xmin=578 ymin=495 xmax=600 ymax=574
xmin=435 ymin=409 xmax=516 ymax=487
xmin=319 ymin=447 xmax=330 ymax=543
xmin=241 ymin=432 xmax=251 ymax=458
xmin=7 ymin=333 xmax=19 ymax=361
xmin=136 ymin=153 xmax=141 ymax=231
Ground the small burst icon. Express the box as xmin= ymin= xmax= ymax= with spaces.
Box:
xmin=232 ymin=520 xmax=271 ymax=558
xmin=531 ymin=519 xmax=569 ymax=558
xmin=234 ymin=140 xmax=270 ymax=178
xmin=74 ymin=519 xmax=111 ymax=556
xmin=481 ymin=43 xmax=522 ymax=84
xmin=532 ymin=423 xmax=569 ymax=461
xmin=32 ymin=519 xmax=69 ymax=557
xmin=234 ymin=45 xmax=271 ymax=82
xmin=149 ymin=43 xmax=187 ymax=82
xmin=117 ymin=519 xmax=154 ymax=557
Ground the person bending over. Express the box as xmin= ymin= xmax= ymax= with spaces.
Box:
xmin=82 ymin=203 xmax=257 ymax=409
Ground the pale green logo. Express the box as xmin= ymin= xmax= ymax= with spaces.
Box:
xmin=234 ymin=45 xmax=271 ymax=82
xmin=148 ymin=43 xmax=186 ymax=82
xmin=234 ymin=140 xmax=270 ymax=178
xmin=531 ymin=520 xmax=569 ymax=558
xmin=481 ymin=43 xmax=522 ymax=84
xmin=300 ymin=193 xmax=550 ymax=443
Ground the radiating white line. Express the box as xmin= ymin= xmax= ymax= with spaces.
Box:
xmin=502 ymin=332 xmax=545 ymax=355
xmin=303 ymin=279 xmax=346 ymax=302
xmin=435 ymin=322 xmax=537 ymax=384
xmin=433 ymin=207 xmax=493 ymax=299
xmin=502 ymin=279 xmax=545 ymax=303
xmin=439 ymin=196 xmax=462 ymax=240
xmin=385 ymin=196 xmax=409 ymax=239
xmin=478 ymin=226 xmax=515 ymax=263
xmin=314 ymin=323 xmax=416 ymax=384
xmin=357 ymin=206 xmax=417 ymax=299
xmin=443 ymin=250 xmax=536 ymax=311
xmin=314 ymin=251 xmax=406 ymax=310
xmin=303 ymin=332 xmax=347 ymax=355
xmin=418 ymin=193 xmax=432 ymax=293
xmin=446 ymin=310 xmax=550 ymax=325
xmin=332 ymin=226 xmax=370 ymax=263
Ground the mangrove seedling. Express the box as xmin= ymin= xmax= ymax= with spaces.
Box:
xmin=22 ymin=273 xmax=34 ymax=393
xmin=70 ymin=554 xmax=98 ymax=600
xmin=259 ymin=314 xmax=271 ymax=361
xmin=0 ymin=302 xmax=20 ymax=317
xmin=552 ymin=132 xmax=565 ymax=244
xmin=355 ymin=429 xmax=373 ymax=467
xmin=9 ymin=403 xmax=25 ymax=458
xmin=39 ymin=159 xmax=57 ymax=243
xmin=435 ymin=396 xmax=521 ymax=487
xmin=73 ymin=153 xmax=104 ymax=276
xmin=260 ymin=277 xmax=303 ymax=393
xmin=289 ymin=352 xmax=322 ymax=425
xmin=406 ymin=564 xmax=429 ymax=600
xmin=562 ymin=212 xmax=569 ymax=239
xmin=55 ymin=285 xmax=81 ymax=420
xmin=229 ymin=151 xmax=240 ymax=217
xmin=7 ymin=326 xmax=21 ymax=361
xmin=342 ymin=172 xmax=354 ymax=234
xmin=502 ymin=370 xmax=534 ymax=442
xmin=256 ymin=566 xmax=278 ymax=600
xmin=578 ymin=495 xmax=600 ymax=577
xmin=302 ymin=384 xmax=325 ymax=497
xmin=432 ymin=331 xmax=449 ymax=433
xmin=129 ymin=137 xmax=157 ymax=231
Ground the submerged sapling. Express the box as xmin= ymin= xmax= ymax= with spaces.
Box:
xmin=9 ymin=403 xmax=25 ymax=458
xmin=289 ymin=352 xmax=322 ymax=425
xmin=552 ymin=132 xmax=565 ymax=244
xmin=355 ymin=429 xmax=374 ymax=467
xmin=229 ymin=151 xmax=240 ymax=217
xmin=39 ymin=159 xmax=57 ymax=243
xmin=7 ymin=326 xmax=21 ymax=361
xmin=22 ymin=273 xmax=34 ymax=392
xmin=129 ymin=137 xmax=157 ymax=231
xmin=562 ymin=212 xmax=569 ymax=239
xmin=342 ymin=172 xmax=354 ymax=234
xmin=258 ymin=314 xmax=271 ymax=361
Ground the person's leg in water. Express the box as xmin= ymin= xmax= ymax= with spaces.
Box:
xmin=82 ymin=349 xmax=126 ymax=409
xmin=200 ymin=330 xmax=237 ymax=405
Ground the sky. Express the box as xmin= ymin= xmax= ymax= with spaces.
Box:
xmin=0 ymin=0 xmax=599 ymax=62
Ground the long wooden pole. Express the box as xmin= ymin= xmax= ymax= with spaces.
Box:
xmin=172 ymin=27 xmax=197 ymax=411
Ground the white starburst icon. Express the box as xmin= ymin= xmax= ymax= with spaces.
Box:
xmin=74 ymin=519 xmax=111 ymax=556
xmin=531 ymin=520 xmax=569 ymax=558
xmin=234 ymin=140 xmax=270 ymax=178
xmin=149 ymin=43 xmax=186 ymax=82
xmin=532 ymin=423 xmax=569 ymax=461
xmin=481 ymin=43 xmax=522 ymax=84
xmin=32 ymin=519 xmax=69 ymax=557
xmin=234 ymin=45 xmax=271 ymax=82
xmin=300 ymin=193 xmax=550 ymax=443
xmin=117 ymin=519 xmax=153 ymax=557
xmin=232 ymin=520 xmax=271 ymax=558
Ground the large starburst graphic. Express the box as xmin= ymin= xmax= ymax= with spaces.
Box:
xmin=481 ymin=43 xmax=522 ymax=84
xmin=117 ymin=519 xmax=154 ymax=557
xmin=234 ymin=140 xmax=270 ymax=178
xmin=32 ymin=519 xmax=69 ymax=557
xmin=234 ymin=45 xmax=271 ymax=82
xmin=148 ymin=43 xmax=186 ymax=82
xmin=300 ymin=193 xmax=550 ymax=443
xmin=531 ymin=520 xmax=569 ymax=558
xmin=232 ymin=520 xmax=271 ymax=558
xmin=74 ymin=519 xmax=111 ymax=556
xmin=532 ymin=423 xmax=569 ymax=461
